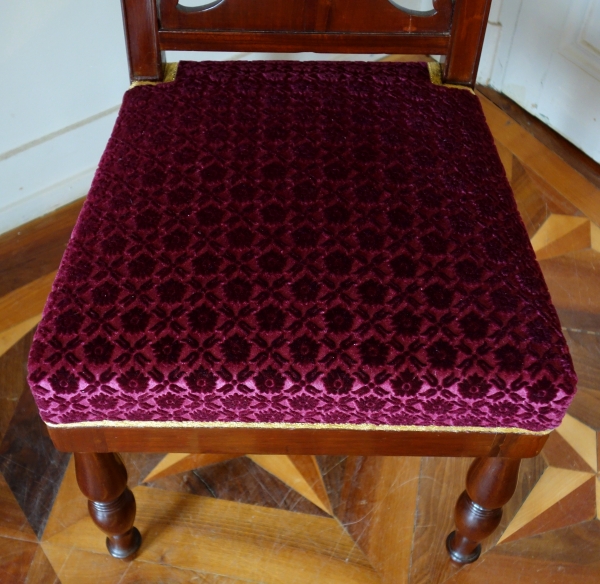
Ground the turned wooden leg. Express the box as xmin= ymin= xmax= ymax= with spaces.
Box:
xmin=446 ymin=457 xmax=521 ymax=564
xmin=74 ymin=452 xmax=142 ymax=559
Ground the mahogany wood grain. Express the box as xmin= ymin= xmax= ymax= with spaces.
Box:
xmin=158 ymin=30 xmax=450 ymax=55
xmin=324 ymin=0 xmax=451 ymax=33
xmin=50 ymin=426 xmax=548 ymax=459
xmin=73 ymin=453 xmax=141 ymax=559
xmin=121 ymin=0 xmax=162 ymax=81
xmin=158 ymin=0 xmax=452 ymax=34
xmin=121 ymin=0 xmax=491 ymax=83
xmin=446 ymin=457 xmax=521 ymax=563
xmin=443 ymin=0 xmax=492 ymax=86
xmin=160 ymin=0 xmax=311 ymax=31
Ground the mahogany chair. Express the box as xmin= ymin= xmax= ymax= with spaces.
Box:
xmin=28 ymin=0 xmax=577 ymax=566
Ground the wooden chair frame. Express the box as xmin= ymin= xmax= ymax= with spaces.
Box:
xmin=121 ymin=0 xmax=493 ymax=87
xmin=45 ymin=0 xmax=552 ymax=567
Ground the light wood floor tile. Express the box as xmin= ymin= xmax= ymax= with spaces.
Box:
xmin=0 ymin=314 xmax=41 ymax=358
xmin=510 ymin=157 xmax=583 ymax=235
xmin=487 ymin=519 xmax=600 ymax=567
xmin=44 ymin=485 xmax=380 ymax=584
xmin=339 ymin=456 xmax=421 ymax=584
xmin=531 ymin=215 xmax=591 ymax=260
xmin=525 ymin=164 xmax=583 ymax=217
xmin=539 ymin=250 xmax=600 ymax=318
xmin=562 ymin=329 xmax=600 ymax=392
xmin=143 ymin=453 xmax=240 ymax=483
xmin=597 ymin=433 xmax=600 ymax=478
xmin=42 ymin=544 xmax=130 ymax=584
xmin=542 ymin=431 xmax=597 ymax=472
xmin=25 ymin=546 xmax=60 ymax=584
xmin=0 ymin=271 xmax=55 ymax=335
xmin=494 ymin=140 xmax=513 ymax=178
xmin=120 ymin=561 xmax=251 ymax=584
xmin=556 ymin=414 xmax=598 ymax=473
xmin=409 ymin=457 xmax=472 ymax=584
xmin=567 ymin=389 xmax=600 ymax=432
xmin=480 ymin=96 xmax=600 ymax=227
xmin=286 ymin=455 xmax=333 ymax=514
xmin=501 ymin=477 xmax=597 ymax=544
xmin=591 ymin=222 xmax=600 ymax=251
xmin=42 ymin=457 xmax=87 ymax=541
xmin=248 ymin=455 xmax=332 ymax=515
xmin=499 ymin=467 xmax=595 ymax=543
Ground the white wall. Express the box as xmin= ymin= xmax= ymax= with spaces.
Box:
xmin=477 ymin=0 xmax=600 ymax=163
xmin=0 ymin=2 xmax=126 ymax=234
xmin=0 ymin=1 xmax=389 ymax=236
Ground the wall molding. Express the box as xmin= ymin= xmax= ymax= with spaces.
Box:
xmin=0 ymin=108 xmax=119 ymax=236
xmin=559 ymin=0 xmax=600 ymax=82
xmin=0 ymin=106 xmax=120 ymax=163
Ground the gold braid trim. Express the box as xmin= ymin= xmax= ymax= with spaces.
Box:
xmin=45 ymin=418 xmax=550 ymax=435
xmin=428 ymin=62 xmax=475 ymax=94
xmin=129 ymin=62 xmax=179 ymax=89
xmin=129 ymin=62 xmax=470 ymax=95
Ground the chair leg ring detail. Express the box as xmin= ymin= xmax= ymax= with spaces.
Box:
xmin=106 ymin=526 xmax=142 ymax=559
xmin=446 ymin=531 xmax=481 ymax=564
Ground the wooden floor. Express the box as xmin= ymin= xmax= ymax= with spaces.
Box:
xmin=1 ymin=87 xmax=600 ymax=583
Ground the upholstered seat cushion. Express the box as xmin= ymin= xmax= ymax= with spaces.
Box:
xmin=28 ymin=61 xmax=576 ymax=432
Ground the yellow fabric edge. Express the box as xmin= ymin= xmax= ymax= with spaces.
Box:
xmin=129 ymin=62 xmax=179 ymax=88
xmin=128 ymin=62 xmax=472 ymax=95
xmin=45 ymin=419 xmax=550 ymax=435
xmin=427 ymin=62 xmax=475 ymax=94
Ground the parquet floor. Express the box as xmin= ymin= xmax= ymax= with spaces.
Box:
xmin=1 ymin=88 xmax=600 ymax=583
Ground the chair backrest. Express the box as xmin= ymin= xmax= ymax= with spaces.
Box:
xmin=121 ymin=0 xmax=492 ymax=86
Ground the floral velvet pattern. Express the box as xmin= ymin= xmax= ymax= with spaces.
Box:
xmin=28 ymin=61 xmax=577 ymax=431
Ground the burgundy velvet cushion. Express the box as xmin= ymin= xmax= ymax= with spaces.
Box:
xmin=28 ymin=61 xmax=577 ymax=432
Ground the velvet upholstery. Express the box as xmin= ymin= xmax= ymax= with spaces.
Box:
xmin=28 ymin=61 xmax=576 ymax=432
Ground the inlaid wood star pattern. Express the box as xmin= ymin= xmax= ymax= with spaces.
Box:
xmin=1 ymin=72 xmax=600 ymax=582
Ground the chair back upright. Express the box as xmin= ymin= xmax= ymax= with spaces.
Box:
xmin=121 ymin=0 xmax=492 ymax=86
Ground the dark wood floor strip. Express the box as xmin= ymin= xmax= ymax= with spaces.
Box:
xmin=0 ymin=198 xmax=84 ymax=298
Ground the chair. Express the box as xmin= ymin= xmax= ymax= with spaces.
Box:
xmin=28 ymin=0 xmax=577 ymax=566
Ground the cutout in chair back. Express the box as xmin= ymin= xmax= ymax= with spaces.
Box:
xmin=388 ymin=0 xmax=436 ymax=16
xmin=178 ymin=0 xmax=225 ymax=10
xmin=161 ymin=0 xmax=452 ymax=33
xmin=179 ymin=0 xmax=436 ymax=13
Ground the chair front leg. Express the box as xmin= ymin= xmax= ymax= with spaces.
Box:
xmin=446 ymin=456 xmax=521 ymax=564
xmin=74 ymin=452 xmax=142 ymax=559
